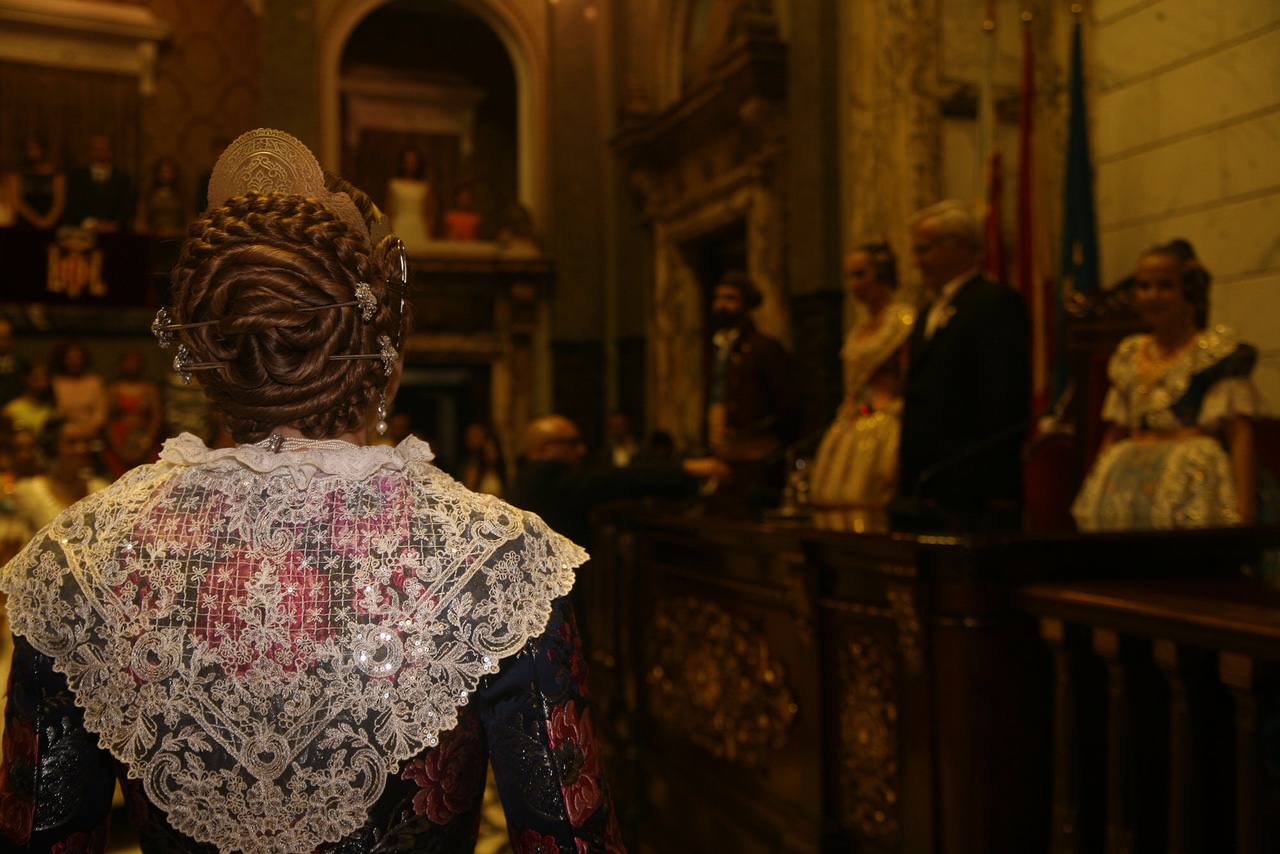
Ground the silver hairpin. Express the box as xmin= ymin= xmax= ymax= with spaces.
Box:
xmin=354 ymin=282 xmax=376 ymax=321
xmin=152 ymin=308 xmax=175 ymax=349
xmin=329 ymin=334 xmax=398 ymax=376
xmin=172 ymin=344 xmax=223 ymax=385
xmin=152 ymin=307 xmax=220 ymax=350
xmin=377 ymin=335 xmax=397 ymax=375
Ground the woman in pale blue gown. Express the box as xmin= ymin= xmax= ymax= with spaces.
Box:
xmin=1073 ymin=240 xmax=1261 ymax=531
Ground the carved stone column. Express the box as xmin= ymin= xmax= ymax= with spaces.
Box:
xmin=840 ymin=0 xmax=943 ymax=295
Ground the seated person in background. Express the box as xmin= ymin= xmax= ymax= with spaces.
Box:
xmin=896 ymin=200 xmax=1030 ymax=529
xmin=136 ymin=156 xmax=187 ymax=238
xmin=811 ymin=242 xmax=916 ymax=516
xmin=9 ymin=417 xmax=110 ymax=538
xmin=496 ymin=201 xmax=540 ymax=253
xmin=601 ymin=411 xmax=640 ymax=468
xmin=443 ymin=185 xmax=483 ymax=241
xmin=3 ymin=365 xmax=55 ymax=436
xmin=49 ymin=340 xmax=107 ymax=436
xmin=1073 ymin=240 xmax=1260 ymax=530
xmin=65 ymin=133 xmax=134 ymax=232
xmin=706 ymin=272 xmax=797 ymax=464
xmin=0 ymin=318 xmax=30 ymax=408
xmin=6 ymin=133 xmax=65 ymax=231
xmin=103 ymin=350 xmax=163 ymax=477
xmin=512 ymin=414 xmax=727 ymax=548
xmin=460 ymin=421 xmax=507 ymax=497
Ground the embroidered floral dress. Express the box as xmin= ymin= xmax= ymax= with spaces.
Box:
xmin=1072 ymin=326 xmax=1261 ymax=531
xmin=0 ymin=435 xmax=626 ymax=854
xmin=810 ymin=302 xmax=916 ymax=520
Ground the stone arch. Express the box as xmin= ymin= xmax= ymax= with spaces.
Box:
xmin=319 ymin=0 xmax=547 ymax=225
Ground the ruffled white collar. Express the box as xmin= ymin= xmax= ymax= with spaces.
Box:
xmin=159 ymin=432 xmax=435 ymax=483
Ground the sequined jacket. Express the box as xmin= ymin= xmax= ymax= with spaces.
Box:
xmin=0 ymin=596 xmax=626 ymax=854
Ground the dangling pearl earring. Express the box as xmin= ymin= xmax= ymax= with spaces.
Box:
xmin=376 ymin=391 xmax=389 ymax=436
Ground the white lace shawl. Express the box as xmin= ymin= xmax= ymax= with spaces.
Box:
xmin=840 ymin=302 xmax=916 ymax=404
xmin=0 ymin=434 xmax=585 ymax=854
xmin=1102 ymin=326 xmax=1262 ymax=433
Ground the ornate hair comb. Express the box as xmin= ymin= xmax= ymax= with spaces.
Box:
xmin=205 ymin=128 xmax=391 ymax=245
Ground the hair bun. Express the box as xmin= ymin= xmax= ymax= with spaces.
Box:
xmin=170 ymin=192 xmax=396 ymax=442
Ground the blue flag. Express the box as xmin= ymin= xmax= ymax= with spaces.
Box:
xmin=1055 ymin=17 xmax=1100 ymax=398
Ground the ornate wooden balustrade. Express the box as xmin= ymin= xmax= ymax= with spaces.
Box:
xmin=584 ymin=509 xmax=1280 ymax=854
xmin=1020 ymin=577 xmax=1279 ymax=854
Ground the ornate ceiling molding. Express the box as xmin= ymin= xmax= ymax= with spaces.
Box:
xmin=0 ymin=0 xmax=168 ymax=94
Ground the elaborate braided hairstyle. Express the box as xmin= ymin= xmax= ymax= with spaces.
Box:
xmin=165 ymin=131 xmax=407 ymax=443
xmin=1142 ymin=238 xmax=1211 ymax=329
xmin=854 ymin=240 xmax=898 ymax=289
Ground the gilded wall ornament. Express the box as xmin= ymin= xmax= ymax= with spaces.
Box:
xmin=839 ymin=635 xmax=901 ymax=842
xmin=645 ymin=596 xmax=797 ymax=766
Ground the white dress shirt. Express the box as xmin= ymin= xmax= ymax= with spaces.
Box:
xmin=923 ymin=268 xmax=978 ymax=339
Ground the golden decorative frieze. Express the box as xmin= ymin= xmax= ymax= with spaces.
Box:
xmin=839 ymin=634 xmax=901 ymax=842
xmin=645 ymin=596 xmax=797 ymax=766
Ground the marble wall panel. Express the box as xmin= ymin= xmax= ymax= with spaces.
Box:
xmin=1100 ymin=193 xmax=1280 ymax=284
xmin=1094 ymin=0 xmax=1280 ymax=88
xmin=1097 ymin=111 xmax=1280 ymax=226
xmin=1211 ymin=275 xmax=1280 ymax=411
xmin=1092 ymin=0 xmax=1148 ymax=22
xmin=1094 ymin=27 xmax=1280 ymax=158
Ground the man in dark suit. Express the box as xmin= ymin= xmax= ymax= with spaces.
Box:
xmin=706 ymin=272 xmax=798 ymax=463
xmin=65 ymin=134 xmax=134 ymax=231
xmin=897 ymin=200 xmax=1030 ymax=529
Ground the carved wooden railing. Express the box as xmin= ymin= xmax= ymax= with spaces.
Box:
xmin=1020 ymin=577 xmax=1279 ymax=854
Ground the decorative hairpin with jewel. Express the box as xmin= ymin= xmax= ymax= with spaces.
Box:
xmin=152 ymin=284 xmax=377 ymax=351
xmin=172 ymin=344 xmax=222 ymax=385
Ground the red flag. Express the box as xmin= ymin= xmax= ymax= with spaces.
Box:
xmin=983 ymin=152 xmax=1007 ymax=283
xmin=1016 ymin=19 xmax=1048 ymax=413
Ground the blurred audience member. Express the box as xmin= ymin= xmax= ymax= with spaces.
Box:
xmin=103 ymin=350 xmax=162 ymax=476
xmin=0 ymin=318 xmax=29 ymax=407
xmin=65 ymin=133 xmax=134 ymax=232
xmin=811 ymin=242 xmax=915 ymax=515
xmin=7 ymin=429 xmax=43 ymax=480
xmin=8 ymin=418 xmax=108 ymax=537
xmin=50 ymin=340 xmax=108 ymax=435
xmin=496 ymin=202 xmax=539 ymax=253
xmin=137 ymin=156 xmax=187 ymax=238
xmin=644 ymin=430 xmax=676 ymax=462
xmin=461 ymin=422 xmax=507 ymax=497
xmin=164 ymin=370 xmax=214 ymax=442
xmin=387 ymin=146 xmax=434 ymax=252
xmin=706 ymin=271 xmax=797 ymax=463
xmin=512 ymin=415 xmax=726 ymax=547
xmin=6 ymin=133 xmax=65 ymax=231
xmin=443 ymin=185 xmax=482 ymax=241
xmin=3 ymin=365 xmax=55 ymax=436
xmin=602 ymin=411 xmax=640 ymax=468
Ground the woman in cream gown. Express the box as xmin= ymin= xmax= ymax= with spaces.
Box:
xmin=811 ymin=242 xmax=916 ymax=524
xmin=386 ymin=146 xmax=433 ymax=251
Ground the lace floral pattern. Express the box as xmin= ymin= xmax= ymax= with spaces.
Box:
xmin=0 ymin=434 xmax=585 ymax=854
xmin=1104 ymin=326 xmax=1245 ymax=433
xmin=1072 ymin=435 xmax=1240 ymax=531
xmin=839 ymin=302 xmax=916 ymax=408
